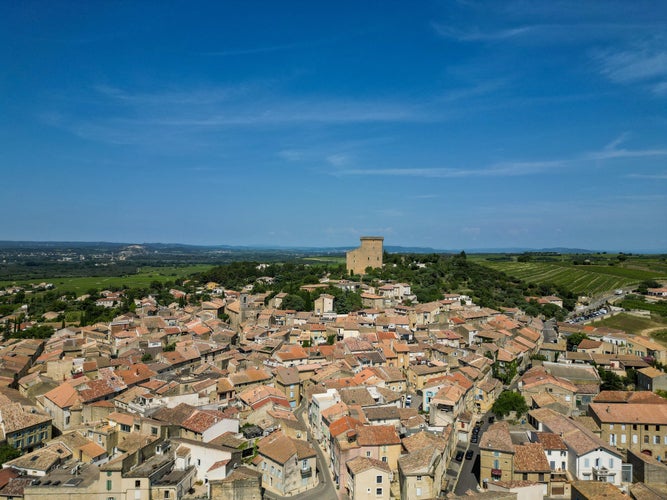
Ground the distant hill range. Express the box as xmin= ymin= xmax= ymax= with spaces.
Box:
xmin=0 ymin=240 xmax=604 ymax=254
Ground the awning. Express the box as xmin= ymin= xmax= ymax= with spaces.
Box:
xmin=491 ymin=469 xmax=502 ymax=476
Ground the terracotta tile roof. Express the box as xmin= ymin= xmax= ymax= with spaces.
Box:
xmin=593 ymin=391 xmax=667 ymax=404
xmin=637 ymin=366 xmax=666 ymax=378
xmin=357 ymin=424 xmax=400 ymax=446
xmin=398 ymin=446 xmax=439 ymax=474
xmin=181 ymin=408 xmax=230 ymax=434
xmin=534 ymin=432 xmax=567 ymax=451
xmin=274 ymin=366 xmax=301 ymax=385
xmin=346 ymin=456 xmax=391 ymax=475
xmin=258 ymin=430 xmax=315 ymax=464
xmin=514 ymin=443 xmax=550 ymax=472
xmin=43 ymin=381 xmax=81 ymax=408
xmin=329 ymin=416 xmax=362 ymax=438
xmin=108 ymin=411 xmax=135 ymax=427
xmin=401 ymin=430 xmax=446 ymax=453
xmin=479 ymin=421 xmax=514 ymax=454
xmin=79 ymin=440 xmax=107 ymax=458
xmin=589 ymin=402 xmax=667 ymax=425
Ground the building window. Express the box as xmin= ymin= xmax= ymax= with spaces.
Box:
xmin=376 ymin=487 xmax=383 ymax=496
xmin=645 ymin=435 xmax=650 ymax=444
xmin=376 ymin=475 xmax=383 ymax=483
xmin=151 ymin=427 xmax=158 ymax=436
xmin=621 ymin=424 xmax=626 ymax=431
xmin=416 ymin=487 xmax=422 ymax=496
xmin=621 ymin=434 xmax=626 ymax=444
xmin=493 ymin=459 xmax=499 ymax=469
xmin=609 ymin=424 xmax=614 ymax=430
xmin=164 ymin=492 xmax=170 ymax=499
xmin=381 ymin=456 xmax=387 ymax=462
xmin=107 ymin=480 xmax=112 ymax=491
xmin=135 ymin=480 xmax=140 ymax=488
xmin=584 ymin=459 xmax=590 ymax=468
xmin=633 ymin=435 xmax=638 ymax=444
xmin=654 ymin=436 xmax=660 ymax=445
xmin=120 ymin=424 xmax=131 ymax=432
xmin=366 ymin=451 xmax=371 ymax=457
xmin=522 ymin=473 xmax=528 ymax=480
xmin=609 ymin=459 xmax=614 ymax=468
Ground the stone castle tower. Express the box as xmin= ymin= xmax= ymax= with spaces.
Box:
xmin=346 ymin=236 xmax=384 ymax=275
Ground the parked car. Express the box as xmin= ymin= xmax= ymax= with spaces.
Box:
xmin=405 ymin=395 xmax=412 ymax=407
xmin=471 ymin=435 xmax=478 ymax=444
xmin=488 ymin=416 xmax=495 ymax=424
xmin=465 ymin=450 xmax=474 ymax=460
xmin=455 ymin=451 xmax=464 ymax=462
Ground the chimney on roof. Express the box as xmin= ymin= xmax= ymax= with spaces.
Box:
xmin=606 ymin=406 xmax=610 ymax=413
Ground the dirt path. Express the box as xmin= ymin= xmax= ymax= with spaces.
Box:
xmin=638 ymin=326 xmax=667 ymax=337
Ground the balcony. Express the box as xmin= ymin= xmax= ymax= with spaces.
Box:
xmin=301 ymin=466 xmax=312 ymax=478
xmin=592 ymin=467 xmax=615 ymax=481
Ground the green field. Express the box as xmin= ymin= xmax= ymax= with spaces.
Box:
xmin=477 ymin=259 xmax=665 ymax=295
xmin=301 ymin=256 xmax=346 ymax=264
xmin=0 ymin=265 xmax=212 ymax=294
xmin=594 ymin=312 xmax=667 ymax=335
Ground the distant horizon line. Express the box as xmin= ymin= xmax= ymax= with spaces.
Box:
xmin=0 ymin=239 xmax=664 ymax=254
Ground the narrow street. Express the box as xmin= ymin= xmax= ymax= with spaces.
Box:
xmin=266 ymin=401 xmax=338 ymax=500
xmin=454 ymin=414 xmax=493 ymax=496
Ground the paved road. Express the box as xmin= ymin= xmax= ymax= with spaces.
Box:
xmin=266 ymin=401 xmax=338 ymax=500
xmin=542 ymin=318 xmax=558 ymax=343
xmin=454 ymin=414 xmax=493 ymax=496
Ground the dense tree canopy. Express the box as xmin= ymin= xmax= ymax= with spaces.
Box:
xmin=492 ymin=390 xmax=529 ymax=418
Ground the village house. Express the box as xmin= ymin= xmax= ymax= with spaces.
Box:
xmin=588 ymin=402 xmax=667 ymax=458
xmin=637 ymin=366 xmax=667 ymax=392
xmin=528 ymin=407 xmax=623 ymax=485
xmin=346 ymin=456 xmax=392 ymax=500
xmin=479 ymin=421 xmax=515 ymax=487
xmin=255 ymin=429 xmax=318 ymax=496
xmin=398 ymin=431 xmax=448 ymax=499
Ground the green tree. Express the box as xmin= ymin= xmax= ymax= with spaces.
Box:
xmin=0 ymin=444 xmax=21 ymax=465
xmin=567 ymin=332 xmax=588 ymax=351
xmin=492 ymin=390 xmax=529 ymax=418
xmin=281 ymin=294 xmax=306 ymax=311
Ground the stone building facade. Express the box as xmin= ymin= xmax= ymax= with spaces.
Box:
xmin=346 ymin=236 xmax=384 ymax=275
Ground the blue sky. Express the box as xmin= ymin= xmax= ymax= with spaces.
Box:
xmin=2 ymin=1 xmax=666 ymax=251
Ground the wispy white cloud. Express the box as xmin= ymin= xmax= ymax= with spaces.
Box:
xmin=592 ymin=40 xmax=667 ymax=95
xmin=326 ymin=154 xmax=351 ymax=167
xmin=332 ymin=138 xmax=667 ymax=179
xmin=202 ymin=42 xmax=303 ymax=57
xmin=586 ymin=148 xmax=667 ymax=160
xmin=334 ymin=160 xmax=564 ymax=179
xmin=411 ymin=194 xmax=438 ymax=199
xmin=375 ymin=209 xmax=404 ymax=217
xmin=277 ymin=150 xmax=305 ymax=161
xmin=432 ymin=23 xmax=534 ymax=42
xmin=625 ymin=173 xmax=667 ymax=180
xmin=44 ymin=84 xmax=432 ymax=145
